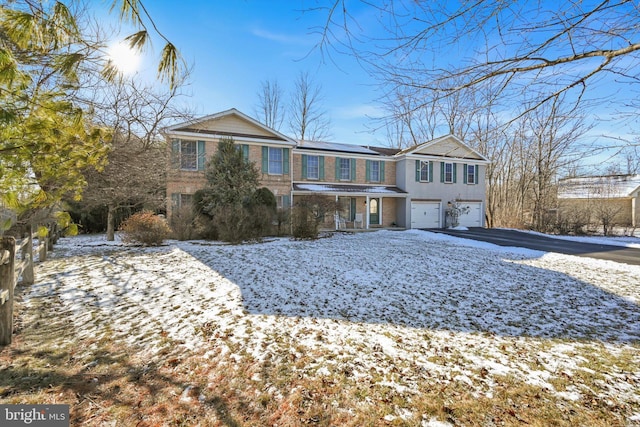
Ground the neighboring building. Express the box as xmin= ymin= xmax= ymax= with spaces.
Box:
xmin=164 ymin=108 xmax=490 ymax=229
xmin=558 ymin=174 xmax=640 ymax=228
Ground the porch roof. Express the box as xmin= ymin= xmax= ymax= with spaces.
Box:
xmin=293 ymin=183 xmax=407 ymax=197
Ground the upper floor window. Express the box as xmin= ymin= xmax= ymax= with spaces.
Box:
xmin=339 ymin=158 xmax=352 ymax=181
xmin=370 ymin=161 xmax=380 ymax=182
xmin=415 ymin=160 xmax=433 ymax=182
xmin=261 ymin=146 xmax=290 ymax=175
xmin=307 ymin=155 xmax=319 ymax=179
xmin=443 ymin=162 xmax=455 ymax=183
xmin=269 ymin=147 xmax=283 ymax=174
xmin=420 ymin=161 xmax=429 ymax=182
xmin=171 ymin=139 xmax=205 ymax=171
xmin=464 ymin=164 xmax=478 ymax=184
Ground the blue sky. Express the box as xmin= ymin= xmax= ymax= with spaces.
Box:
xmin=100 ymin=1 xmax=387 ymax=146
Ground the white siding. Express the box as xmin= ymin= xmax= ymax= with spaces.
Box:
xmin=190 ymin=115 xmax=275 ymax=137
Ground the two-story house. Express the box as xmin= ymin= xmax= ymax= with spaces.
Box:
xmin=164 ymin=108 xmax=490 ymax=229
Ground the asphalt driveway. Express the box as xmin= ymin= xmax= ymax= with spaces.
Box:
xmin=429 ymin=228 xmax=640 ymax=266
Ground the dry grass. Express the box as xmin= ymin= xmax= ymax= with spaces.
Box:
xmin=0 ymin=288 xmax=636 ymax=427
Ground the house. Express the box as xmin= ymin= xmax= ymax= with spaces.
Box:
xmin=557 ymin=174 xmax=640 ymax=228
xmin=164 ymin=108 xmax=489 ymax=229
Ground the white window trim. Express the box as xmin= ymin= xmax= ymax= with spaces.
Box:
xmin=467 ymin=164 xmax=477 ymax=185
xmin=180 ymin=140 xmax=198 ymax=171
xmin=444 ymin=162 xmax=454 ymax=184
xmin=307 ymin=155 xmax=319 ymax=180
xmin=370 ymin=160 xmax=381 ymax=183
xmin=420 ymin=161 xmax=430 ymax=182
xmin=339 ymin=158 xmax=351 ymax=181
xmin=268 ymin=147 xmax=283 ymax=175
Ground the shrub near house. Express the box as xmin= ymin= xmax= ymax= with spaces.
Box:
xmin=120 ymin=211 xmax=171 ymax=245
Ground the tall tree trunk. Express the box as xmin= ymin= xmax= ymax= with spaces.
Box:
xmin=106 ymin=204 xmax=115 ymax=241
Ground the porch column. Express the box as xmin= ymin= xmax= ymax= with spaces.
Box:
xmin=335 ymin=195 xmax=339 ymax=230
xmin=366 ymin=196 xmax=370 ymax=229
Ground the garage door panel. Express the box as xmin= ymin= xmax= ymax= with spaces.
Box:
xmin=411 ymin=202 xmax=441 ymax=228
xmin=458 ymin=202 xmax=482 ymax=227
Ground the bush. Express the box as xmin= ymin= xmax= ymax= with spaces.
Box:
xmin=170 ymin=205 xmax=197 ymax=241
xmin=275 ymin=207 xmax=291 ymax=236
xmin=120 ymin=211 xmax=171 ymax=246
xmin=214 ymin=204 xmax=251 ymax=243
xmin=291 ymin=196 xmax=338 ymax=239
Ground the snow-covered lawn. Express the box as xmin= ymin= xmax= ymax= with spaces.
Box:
xmin=27 ymin=230 xmax=640 ymax=425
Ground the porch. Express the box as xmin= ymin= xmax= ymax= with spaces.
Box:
xmin=292 ymin=183 xmax=407 ymax=230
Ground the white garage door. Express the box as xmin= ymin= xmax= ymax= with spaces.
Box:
xmin=411 ymin=201 xmax=441 ymax=228
xmin=458 ymin=202 xmax=483 ymax=227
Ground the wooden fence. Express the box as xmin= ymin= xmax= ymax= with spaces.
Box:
xmin=0 ymin=226 xmax=53 ymax=346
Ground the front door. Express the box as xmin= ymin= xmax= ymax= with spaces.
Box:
xmin=369 ymin=198 xmax=380 ymax=225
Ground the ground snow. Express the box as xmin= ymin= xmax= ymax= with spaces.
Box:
xmin=29 ymin=230 xmax=640 ymax=421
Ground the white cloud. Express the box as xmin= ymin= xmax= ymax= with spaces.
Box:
xmin=250 ymin=27 xmax=313 ymax=46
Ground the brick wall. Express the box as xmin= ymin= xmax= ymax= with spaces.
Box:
xmin=167 ymin=139 xmax=292 ymax=219
xmin=293 ymin=153 xmax=396 ymax=185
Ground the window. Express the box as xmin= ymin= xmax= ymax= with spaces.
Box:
xmin=370 ymin=161 xmax=380 ymax=182
xmin=171 ymin=193 xmax=193 ymax=209
xmin=465 ymin=164 xmax=478 ymax=184
xmin=420 ymin=161 xmax=429 ymax=182
xmin=236 ymin=144 xmax=249 ymax=162
xmin=444 ymin=162 xmax=454 ymax=183
xmin=339 ymin=158 xmax=351 ymax=180
xmin=268 ymin=147 xmax=283 ymax=174
xmin=262 ymin=146 xmax=290 ymax=175
xmin=307 ymin=155 xmax=319 ymax=180
xmin=415 ymin=160 xmax=433 ymax=182
xmin=277 ymin=195 xmax=291 ymax=209
xmin=172 ymin=139 xmax=205 ymax=171
xmin=180 ymin=141 xmax=197 ymax=169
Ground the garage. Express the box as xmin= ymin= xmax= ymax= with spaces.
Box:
xmin=457 ymin=202 xmax=483 ymax=227
xmin=411 ymin=201 xmax=441 ymax=228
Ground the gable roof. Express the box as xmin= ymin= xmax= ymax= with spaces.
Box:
xmin=396 ymin=134 xmax=489 ymax=162
xmin=558 ymin=174 xmax=640 ymax=199
xmin=164 ymin=108 xmax=296 ymax=145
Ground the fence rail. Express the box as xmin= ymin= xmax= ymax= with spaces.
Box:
xmin=0 ymin=225 xmax=54 ymax=346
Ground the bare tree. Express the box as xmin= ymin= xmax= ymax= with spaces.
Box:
xmin=288 ymin=71 xmax=332 ymax=141
xmin=526 ymin=96 xmax=588 ymax=230
xmin=314 ymin=1 xmax=640 ymax=123
xmin=76 ymin=73 xmax=194 ymax=240
xmin=255 ymin=79 xmax=285 ymax=131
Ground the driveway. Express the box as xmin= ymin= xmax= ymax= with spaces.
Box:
xmin=429 ymin=228 xmax=640 ymax=266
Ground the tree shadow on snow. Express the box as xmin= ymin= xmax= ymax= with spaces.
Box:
xmin=182 ymin=232 xmax=640 ymax=344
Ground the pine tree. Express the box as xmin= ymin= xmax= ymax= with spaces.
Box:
xmin=194 ymin=137 xmax=276 ymax=242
